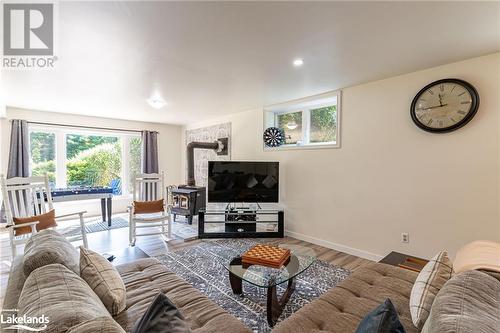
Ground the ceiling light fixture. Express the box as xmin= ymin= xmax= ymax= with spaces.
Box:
xmin=293 ymin=58 xmax=304 ymax=67
xmin=147 ymin=98 xmax=167 ymax=109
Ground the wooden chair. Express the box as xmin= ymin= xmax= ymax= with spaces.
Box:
xmin=128 ymin=172 xmax=172 ymax=246
xmin=0 ymin=174 xmax=88 ymax=257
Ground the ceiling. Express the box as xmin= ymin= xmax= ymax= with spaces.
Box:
xmin=3 ymin=1 xmax=500 ymax=125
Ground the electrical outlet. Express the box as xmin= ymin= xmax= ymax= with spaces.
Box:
xmin=401 ymin=232 xmax=409 ymax=243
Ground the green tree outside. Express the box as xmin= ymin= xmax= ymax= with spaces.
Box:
xmin=30 ymin=132 xmax=56 ymax=183
xmin=128 ymin=137 xmax=142 ymax=192
xmin=67 ymin=142 xmax=122 ymax=187
xmin=32 ymin=160 xmax=56 ymax=183
xmin=66 ymin=134 xmax=118 ymax=159
xmin=310 ymin=105 xmax=337 ymax=143
xmin=276 ymin=106 xmax=336 ymax=144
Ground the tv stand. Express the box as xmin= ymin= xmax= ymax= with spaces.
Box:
xmin=198 ymin=208 xmax=284 ymax=238
xmin=224 ymin=202 xmax=262 ymax=210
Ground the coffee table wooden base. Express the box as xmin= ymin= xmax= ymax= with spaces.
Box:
xmin=229 ymin=267 xmax=296 ymax=327
xmin=266 ymin=278 xmax=296 ymax=327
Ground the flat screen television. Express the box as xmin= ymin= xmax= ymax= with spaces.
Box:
xmin=207 ymin=161 xmax=279 ymax=203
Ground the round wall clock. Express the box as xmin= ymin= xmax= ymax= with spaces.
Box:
xmin=263 ymin=127 xmax=285 ymax=147
xmin=410 ymin=78 xmax=479 ymax=133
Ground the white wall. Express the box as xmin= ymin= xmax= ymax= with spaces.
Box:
xmin=1 ymin=108 xmax=183 ymax=217
xmin=185 ymin=52 xmax=500 ymax=260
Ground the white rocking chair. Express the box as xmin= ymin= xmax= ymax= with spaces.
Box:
xmin=129 ymin=172 xmax=172 ymax=246
xmin=0 ymin=174 xmax=88 ymax=258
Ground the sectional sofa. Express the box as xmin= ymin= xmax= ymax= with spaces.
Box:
xmin=3 ymin=230 xmax=499 ymax=333
xmin=2 ymin=230 xmax=250 ymax=333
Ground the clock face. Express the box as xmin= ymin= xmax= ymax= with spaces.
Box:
xmin=411 ymin=79 xmax=479 ymax=133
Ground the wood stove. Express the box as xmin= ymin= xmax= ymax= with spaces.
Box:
xmin=171 ymin=186 xmax=206 ymax=224
xmin=172 ymin=138 xmax=228 ymax=224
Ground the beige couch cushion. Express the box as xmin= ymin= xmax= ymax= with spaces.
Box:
xmin=422 ymin=270 xmax=500 ymax=333
xmin=18 ymin=263 xmax=110 ymax=333
xmin=80 ymin=247 xmax=127 ymax=315
xmin=114 ymin=258 xmax=251 ymax=333
xmin=272 ymin=262 xmax=419 ymax=333
xmin=2 ymin=256 xmax=26 ymax=310
xmin=453 ymin=240 xmax=500 ymax=274
xmin=67 ymin=317 xmax=125 ymax=333
xmin=23 ymin=229 xmax=80 ymax=276
xmin=410 ymin=251 xmax=453 ymax=328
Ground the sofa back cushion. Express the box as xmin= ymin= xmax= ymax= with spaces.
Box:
xmin=18 ymin=263 xmax=110 ymax=333
xmin=80 ymin=247 xmax=126 ymax=315
xmin=422 ymin=269 xmax=500 ymax=333
xmin=23 ymin=229 xmax=79 ymax=276
xmin=453 ymin=240 xmax=500 ymax=274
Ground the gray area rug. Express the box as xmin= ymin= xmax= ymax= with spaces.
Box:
xmin=61 ymin=216 xmax=129 ymax=237
xmin=63 ymin=215 xmax=198 ymax=240
xmin=84 ymin=217 xmax=129 ymax=233
xmin=154 ymin=239 xmax=350 ymax=332
xmin=171 ymin=216 xmax=199 ymax=240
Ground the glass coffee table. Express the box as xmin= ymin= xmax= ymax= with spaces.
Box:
xmin=222 ymin=244 xmax=316 ymax=327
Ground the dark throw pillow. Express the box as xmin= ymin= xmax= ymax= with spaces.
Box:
xmin=131 ymin=293 xmax=191 ymax=333
xmin=355 ymin=299 xmax=406 ymax=333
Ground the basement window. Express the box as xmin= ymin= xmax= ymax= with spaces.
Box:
xmin=264 ymin=90 xmax=341 ymax=150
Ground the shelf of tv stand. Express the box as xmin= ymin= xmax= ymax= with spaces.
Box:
xmin=198 ymin=209 xmax=284 ymax=239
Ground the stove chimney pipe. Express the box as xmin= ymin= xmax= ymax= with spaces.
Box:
xmin=186 ymin=138 xmax=228 ymax=186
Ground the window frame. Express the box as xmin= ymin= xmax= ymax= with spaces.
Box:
xmin=28 ymin=124 xmax=141 ymax=196
xmin=263 ymin=90 xmax=341 ymax=151
xmin=274 ymin=109 xmax=305 ymax=145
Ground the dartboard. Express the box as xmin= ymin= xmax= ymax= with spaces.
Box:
xmin=263 ymin=127 xmax=285 ymax=147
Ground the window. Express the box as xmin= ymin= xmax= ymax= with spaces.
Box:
xmin=29 ymin=125 xmax=141 ymax=195
xmin=276 ymin=111 xmax=302 ymax=144
xmin=264 ymin=90 xmax=340 ymax=149
xmin=310 ymin=105 xmax=337 ymax=143
xmin=30 ymin=131 xmax=56 ymax=186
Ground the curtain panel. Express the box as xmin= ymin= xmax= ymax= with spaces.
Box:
xmin=141 ymin=130 xmax=159 ymax=174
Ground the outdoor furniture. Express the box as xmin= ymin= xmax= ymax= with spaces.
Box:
xmin=128 ymin=172 xmax=172 ymax=246
xmin=0 ymin=174 xmax=88 ymax=257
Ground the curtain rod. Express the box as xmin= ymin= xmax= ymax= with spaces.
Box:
xmin=19 ymin=120 xmax=158 ymax=134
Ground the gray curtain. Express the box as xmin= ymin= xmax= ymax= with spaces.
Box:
xmin=141 ymin=130 xmax=159 ymax=174
xmin=7 ymin=119 xmax=30 ymax=178
xmin=2 ymin=119 xmax=30 ymax=222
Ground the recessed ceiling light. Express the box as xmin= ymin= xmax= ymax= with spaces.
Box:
xmin=293 ymin=58 xmax=304 ymax=67
xmin=147 ymin=98 xmax=167 ymax=109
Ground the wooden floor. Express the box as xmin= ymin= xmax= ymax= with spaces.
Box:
xmin=0 ymin=214 xmax=372 ymax=308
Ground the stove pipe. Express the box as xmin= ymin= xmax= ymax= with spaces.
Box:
xmin=186 ymin=138 xmax=228 ymax=186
